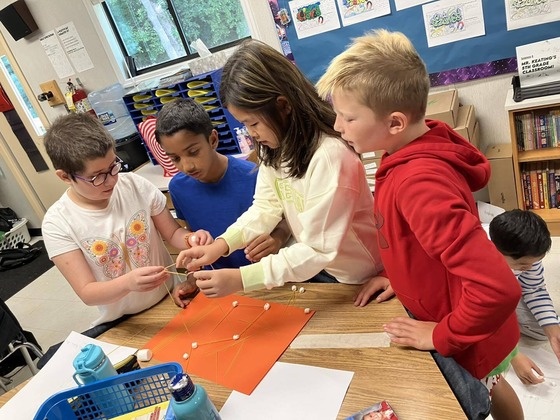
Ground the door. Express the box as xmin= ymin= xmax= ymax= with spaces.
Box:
xmin=0 ymin=33 xmax=65 ymax=228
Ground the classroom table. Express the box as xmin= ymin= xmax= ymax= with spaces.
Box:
xmin=0 ymin=283 xmax=465 ymax=418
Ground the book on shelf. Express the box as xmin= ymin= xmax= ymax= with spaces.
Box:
xmin=529 ymin=163 xmax=540 ymax=209
xmin=537 ymin=162 xmax=545 ymax=209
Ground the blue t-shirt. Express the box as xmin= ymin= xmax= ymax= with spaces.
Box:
xmin=169 ymin=155 xmax=257 ymax=269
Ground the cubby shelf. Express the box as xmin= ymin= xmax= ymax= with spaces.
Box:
xmin=123 ymin=69 xmax=243 ymax=164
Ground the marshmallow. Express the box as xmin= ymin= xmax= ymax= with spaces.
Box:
xmin=264 ymin=303 xmax=271 ymax=311
xmin=182 ymin=353 xmax=189 ymax=360
xmin=232 ymin=300 xmax=239 ymax=307
xmin=304 ymin=308 xmax=311 ymax=314
xmin=299 ymin=287 xmax=305 ymax=294
xmin=191 ymin=342 xmax=198 ymax=349
xmin=291 ymin=285 xmax=297 ymax=291
xmin=233 ymin=334 xmax=240 ymax=340
xmin=137 ymin=349 xmax=153 ymax=362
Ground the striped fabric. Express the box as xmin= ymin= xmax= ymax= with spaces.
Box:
xmin=516 ymin=260 xmax=560 ymax=328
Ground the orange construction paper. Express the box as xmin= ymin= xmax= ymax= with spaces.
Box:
xmin=144 ymin=292 xmax=314 ymax=394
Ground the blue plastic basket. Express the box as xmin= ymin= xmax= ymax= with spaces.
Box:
xmin=34 ymin=362 xmax=182 ymax=420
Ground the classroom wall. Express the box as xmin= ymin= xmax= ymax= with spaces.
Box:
xmin=0 ymin=0 xmax=515 ymax=153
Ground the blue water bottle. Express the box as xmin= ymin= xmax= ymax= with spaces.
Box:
xmin=72 ymin=344 xmax=134 ymax=417
xmin=168 ymin=373 xmax=221 ymax=420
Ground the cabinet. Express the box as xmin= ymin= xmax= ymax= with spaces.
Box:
xmin=505 ymin=88 xmax=560 ymax=235
xmin=123 ymin=69 xmax=243 ymax=164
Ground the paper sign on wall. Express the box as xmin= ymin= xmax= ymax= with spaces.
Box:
xmin=39 ymin=31 xmax=75 ymax=79
xmin=516 ymin=37 xmax=560 ymax=88
xmin=56 ymin=22 xmax=94 ymax=73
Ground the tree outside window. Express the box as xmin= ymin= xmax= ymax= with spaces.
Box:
xmin=103 ymin=0 xmax=250 ymax=74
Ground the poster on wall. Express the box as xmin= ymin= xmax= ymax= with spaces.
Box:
xmin=39 ymin=31 xmax=75 ymax=79
xmin=422 ymin=0 xmax=485 ymax=48
xmin=289 ymin=0 xmax=340 ymax=39
xmin=336 ymin=0 xmax=391 ymax=26
xmin=505 ymin=0 xmax=560 ymax=31
xmin=516 ymin=37 xmax=560 ymax=88
xmin=395 ymin=0 xmax=433 ymax=11
xmin=56 ymin=22 xmax=94 ymax=73
xmin=268 ymin=0 xmax=296 ymax=63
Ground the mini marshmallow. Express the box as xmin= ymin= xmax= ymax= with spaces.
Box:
xmin=182 ymin=353 xmax=189 ymax=360
xmin=291 ymin=285 xmax=297 ymax=291
xmin=304 ymin=308 xmax=311 ymax=314
xmin=137 ymin=349 xmax=153 ymax=362
xmin=232 ymin=300 xmax=239 ymax=307
xmin=264 ymin=303 xmax=271 ymax=311
xmin=233 ymin=334 xmax=240 ymax=340
xmin=191 ymin=342 xmax=198 ymax=349
xmin=299 ymin=287 xmax=305 ymax=294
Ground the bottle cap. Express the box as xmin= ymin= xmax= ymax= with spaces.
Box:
xmin=168 ymin=373 xmax=196 ymax=402
xmin=73 ymin=344 xmax=106 ymax=372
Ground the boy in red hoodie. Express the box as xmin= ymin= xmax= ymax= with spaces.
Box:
xmin=317 ymin=30 xmax=522 ymax=420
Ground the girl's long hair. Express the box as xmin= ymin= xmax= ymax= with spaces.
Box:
xmin=220 ymin=40 xmax=339 ymax=178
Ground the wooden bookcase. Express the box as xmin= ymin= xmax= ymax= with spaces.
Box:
xmin=505 ymin=89 xmax=560 ymax=235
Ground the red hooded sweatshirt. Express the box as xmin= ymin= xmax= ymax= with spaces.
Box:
xmin=374 ymin=120 xmax=520 ymax=379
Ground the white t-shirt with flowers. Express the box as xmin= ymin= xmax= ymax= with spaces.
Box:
xmin=43 ymin=172 xmax=179 ymax=326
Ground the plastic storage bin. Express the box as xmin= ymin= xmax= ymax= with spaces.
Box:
xmin=88 ymin=83 xmax=138 ymax=141
xmin=34 ymin=362 xmax=182 ymax=420
xmin=0 ymin=218 xmax=30 ymax=251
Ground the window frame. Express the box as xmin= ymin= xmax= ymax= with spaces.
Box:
xmin=100 ymin=0 xmax=250 ymax=76
xmin=82 ymin=0 xmax=280 ymax=88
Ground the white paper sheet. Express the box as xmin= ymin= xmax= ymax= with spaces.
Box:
xmin=56 ymin=21 xmax=94 ymax=73
xmin=219 ymin=362 xmax=354 ymax=420
xmin=290 ymin=333 xmax=390 ymax=349
xmin=516 ymin=37 xmax=560 ymax=88
xmin=505 ymin=0 xmax=560 ymax=31
xmin=422 ymin=0 xmax=485 ymax=48
xmin=504 ymin=344 xmax=560 ymax=420
xmin=0 ymin=331 xmax=137 ymax=420
xmin=39 ymin=31 xmax=75 ymax=79
xmin=336 ymin=0 xmax=391 ymax=27
xmin=289 ymin=0 xmax=340 ymax=39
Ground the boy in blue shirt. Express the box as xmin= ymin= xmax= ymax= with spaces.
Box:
xmin=155 ymin=99 xmax=290 ymax=306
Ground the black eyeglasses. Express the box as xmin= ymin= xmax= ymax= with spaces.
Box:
xmin=73 ymin=159 xmax=122 ymax=187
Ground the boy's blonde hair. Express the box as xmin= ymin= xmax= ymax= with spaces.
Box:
xmin=44 ymin=113 xmax=115 ymax=175
xmin=316 ymin=29 xmax=429 ymax=122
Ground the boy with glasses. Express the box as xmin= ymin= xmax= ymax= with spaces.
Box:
xmin=42 ymin=113 xmax=210 ymax=328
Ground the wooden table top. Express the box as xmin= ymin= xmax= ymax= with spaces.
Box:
xmin=0 ymin=283 xmax=466 ymax=419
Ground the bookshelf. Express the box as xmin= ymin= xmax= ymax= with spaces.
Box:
xmin=505 ymin=88 xmax=560 ymax=235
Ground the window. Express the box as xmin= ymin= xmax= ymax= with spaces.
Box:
xmin=102 ymin=0 xmax=250 ymax=75
xmin=0 ymin=55 xmax=45 ymax=136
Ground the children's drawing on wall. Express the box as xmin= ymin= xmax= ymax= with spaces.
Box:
xmin=336 ymin=0 xmax=391 ymax=27
xmin=289 ymin=0 xmax=340 ymax=39
xmin=505 ymin=0 xmax=560 ymax=31
xmin=422 ymin=0 xmax=485 ymax=48
xmin=268 ymin=1 xmax=296 ymax=63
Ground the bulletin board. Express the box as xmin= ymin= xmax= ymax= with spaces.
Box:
xmin=277 ymin=1 xmax=560 ymax=84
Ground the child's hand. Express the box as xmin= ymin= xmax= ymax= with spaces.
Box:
xmin=176 ymin=239 xmax=229 ymax=271
xmin=127 ymin=266 xmax=170 ymax=292
xmin=194 ymin=268 xmax=243 ymax=298
xmin=354 ymin=276 xmax=394 ymax=307
xmin=511 ymin=352 xmax=545 ymax=384
xmin=186 ymin=229 xmax=213 ymax=248
xmin=383 ymin=317 xmax=436 ymax=351
xmin=172 ymin=274 xmax=199 ymax=308
xmin=544 ymin=324 xmax=560 ymax=363
xmin=245 ymin=234 xmax=282 ymax=262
